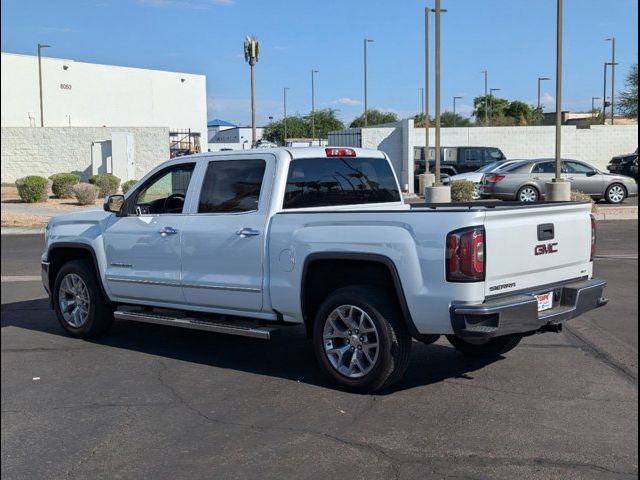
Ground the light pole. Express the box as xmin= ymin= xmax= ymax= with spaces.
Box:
xmin=363 ymin=38 xmax=374 ymax=126
xmin=489 ymin=88 xmax=501 ymax=124
xmin=37 ymin=43 xmax=51 ymax=127
xmin=243 ymin=36 xmax=260 ymax=147
xmin=311 ymin=69 xmax=318 ymax=142
xmin=424 ymin=7 xmax=431 ymax=156
xmin=283 ymin=87 xmax=289 ymax=146
xmin=419 ymin=88 xmax=424 ymax=119
xmin=591 ymin=97 xmax=601 ymax=118
xmin=433 ymin=0 xmax=444 ymax=185
xmin=452 ymin=96 xmax=463 ymax=127
xmin=537 ymin=76 xmax=550 ymax=109
xmin=605 ymin=37 xmax=616 ymax=124
xmin=602 ymin=62 xmax=608 ymax=125
xmin=551 ymin=0 xmax=567 ymax=196
xmin=481 ymin=70 xmax=488 ymax=125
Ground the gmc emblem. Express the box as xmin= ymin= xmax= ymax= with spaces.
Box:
xmin=535 ymin=243 xmax=559 ymax=256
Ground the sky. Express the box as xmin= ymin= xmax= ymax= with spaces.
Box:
xmin=1 ymin=0 xmax=638 ymax=127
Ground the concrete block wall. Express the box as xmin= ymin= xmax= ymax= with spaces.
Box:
xmin=1 ymin=127 xmax=169 ymax=183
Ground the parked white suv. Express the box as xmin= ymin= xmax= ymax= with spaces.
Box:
xmin=42 ymin=147 xmax=607 ymax=392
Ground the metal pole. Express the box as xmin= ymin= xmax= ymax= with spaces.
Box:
xmin=363 ymin=39 xmax=368 ymax=126
xmin=424 ymin=7 xmax=430 ymax=157
xmin=283 ymin=87 xmax=288 ymax=146
xmin=603 ymin=62 xmax=608 ymax=125
xmin=250 ymin=64 xmax=256 ymax=147
xmin=453 ymin=96 xmax=462 ymax=127
xmin=419 ymin=88 xmax=424 ymax=118
xmin=482 ymin=70 xmax=488 ymax=126
xmin=434 ymin=0 xmax=442 ymax=184
xmin=311 ymin=70 xmax=317 ymax=142
xmin=610 ymin=37 xmax=616 ymax=125
xmin=37 ymin=43 xmax=50 ymax=127
xmin=554 ymin=0 xmax=563 ymax=181
xmin=538 ymin=78 xmax=541 ymax=109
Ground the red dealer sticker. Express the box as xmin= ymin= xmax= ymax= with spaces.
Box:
xmin=536 ymin=292 xmax=554 ymax=312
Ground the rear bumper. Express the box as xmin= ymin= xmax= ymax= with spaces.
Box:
xmin=450 ymin=278 xmax=608 ymax=340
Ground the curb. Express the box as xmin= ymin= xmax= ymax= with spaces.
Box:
xmin=1 ymin=227 xmax=45 ymax=236
xmin=593 ymin=206 xmax=638 ymax=221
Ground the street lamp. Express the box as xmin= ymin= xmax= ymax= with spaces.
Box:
xmin=537 ymin=77 xmax=550 ymax=109
xmin=243 ymin=36 xmax=260 ymax=147
xmin=419 ymin=88 xmax=424 ymax=119
xmin=452 ymin=96 xmax=463 ymax=127
xmin=424 ymin=8 xmax=431 ymax=155
xmin=37 ymin=43 xmax=51 ymax=127
xmin=605 ymin=37 xmax=616 ymax=124
xmin=363 ymin=38 xmax=374 ymax=126
xmin=283 ymin=87 xmax=289 ymax=146
xmin=311 ymin=69 xmax=319 ymax=142
xmin=489 ymin=88 xmax=501 ymax=124
xmin=480 ymin=70 xmax=488 ymax=125
xmin=432 ymin=0 xmax=447 ymax=187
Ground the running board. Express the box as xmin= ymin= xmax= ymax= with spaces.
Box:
xmin=113 ymin=310 xmax=279 ymax=340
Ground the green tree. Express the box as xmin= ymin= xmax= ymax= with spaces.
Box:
xmin=440 ymin=111 xmax=472 ymax=127
xmin=505 ymin=101 xmax=532 ymax=125
xmin=262 ymin=108 xmax=344 ymax=145
xmin=413 ymin=113 xmax=434 ymax=128
xmin=473 ymin=95 xmax=509 ymax=124
xmin=349 ymin=109 xmax=398 ymax=128
xmin=618 ymin=63 xmax=638 ymax=118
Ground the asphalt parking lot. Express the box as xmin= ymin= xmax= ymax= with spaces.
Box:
xmin=1 ymin=221 xmax=638 ymax=480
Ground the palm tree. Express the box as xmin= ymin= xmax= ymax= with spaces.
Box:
xmin=243 ymin=36 xmax=260 ymax=147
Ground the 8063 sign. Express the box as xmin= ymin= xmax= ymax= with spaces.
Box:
xmin=60 ymin=83 xmax=72 ymax=90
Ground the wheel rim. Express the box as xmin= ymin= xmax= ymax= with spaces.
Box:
xmin=608 ymin=185 xmax=625 ymax=203
xmin=472 ymin=185 xmax=480 ymax=200
xmin=58 ymin=273 xmax=90 ymax=328
xmin=322 ymin=305 xmax=380 ymax=378
xmin=519 ymin=187 xmax=538 ymax=202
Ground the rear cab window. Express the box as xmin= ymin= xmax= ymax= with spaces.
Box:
xmin=283 ymin=157 xmax=401 ymax=209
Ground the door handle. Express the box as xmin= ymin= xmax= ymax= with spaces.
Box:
xmin=236 ymin=227 xmax=260 ymax=238
xmin=159 ymin=226 xmax=178 ymax=236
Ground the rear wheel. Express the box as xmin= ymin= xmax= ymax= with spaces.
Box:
xmin=446 ymin=335 xmax=522 ymax=357
xmin=517 ymin=185 xmax=540 ymax=202
xmin=53 ymin=259 xmax=113 ymax=338
xmin=605 ymin=183 xmax=626 ymax=204
xmin=313 ymin=286 xmax=412 ymax=393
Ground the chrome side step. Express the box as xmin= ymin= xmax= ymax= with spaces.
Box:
xmin=114 ymin=310 xmax=279 ymax=340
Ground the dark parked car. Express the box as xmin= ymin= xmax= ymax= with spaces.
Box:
xmin=607 ymin=152 xmax=638 ymax=180
xmin=414 ymin=146 xmax=506 ymax=191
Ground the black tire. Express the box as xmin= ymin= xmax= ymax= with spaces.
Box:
xmin=516 ymin=185 xmax=540 ymax=202
xmin=446 ymin=335 xmax=522 ymax=358
xmin=604 ymin=183 xmax=627 ymax=204
xmin=313 ymin=286 xmax=412 ymax=393
xmin=53 ymin=259 xmax=114 ymax=338
xmin=419 ymin=334 xmax=441 ymax=345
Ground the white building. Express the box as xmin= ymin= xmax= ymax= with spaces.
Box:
xmin=0 ymin=52 xmax=207 ymax=148
xmin=207 ymin=126 xmax=265 ymax=152
xmin=207 ymin=118 xmax=237 ymax=142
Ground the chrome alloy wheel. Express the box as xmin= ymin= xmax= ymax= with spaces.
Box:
xmin=323 ymin=305 xmax=380 ymax=378
xmin=518 ymin=187 xmax=538 ymax=202
xmin=58 ymin=273 xmax=91 ymax=327
xmin=607 ymin=185 xmax=626 ymax=203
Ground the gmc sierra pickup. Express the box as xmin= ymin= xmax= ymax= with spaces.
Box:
xmin=42 ymin=147 xmax=608 ymax=392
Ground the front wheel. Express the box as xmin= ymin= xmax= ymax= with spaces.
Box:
xmin=313 ymin=286 xmax=412 ymax=393
xmin=605 ymin=183 xmax=626 ymax=204
xmin=446 ymin=335 xmax=522 ymax=357
xmin=517 ymin=185 xmax=540 ymax=202
xmin=53 ymin=259 xmax=114 ymax=338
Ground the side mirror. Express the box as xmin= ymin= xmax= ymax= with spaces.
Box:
xmin=586 ymin=171 xmax=598 ymax=177
xmin=104 ymin=194 xmax=125 ymax=213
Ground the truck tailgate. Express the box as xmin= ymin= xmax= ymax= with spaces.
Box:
xmin=483 ymin=203 xmax=593 ymax=296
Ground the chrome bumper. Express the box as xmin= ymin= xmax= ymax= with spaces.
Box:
xmin=41 ymin=261 xmax=51 ymax=295
xmin=450 ymin=278 xmax=608 ymax=339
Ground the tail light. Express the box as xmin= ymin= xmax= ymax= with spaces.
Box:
xmin=325 ymin=148 xmax=356 ymax=157
xmin=590 ymin=214 xmax=596 ymax=261
xmin=486 ymin=174 xmax=505 ymax=183
xmin=446 ymin=227 xmax=486 ymax=282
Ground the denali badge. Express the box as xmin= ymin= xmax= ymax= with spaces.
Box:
xmin=489 ymin=282 xmax=517 ymax=292
xmin=535 ymin=242 xmax=558 ymax=256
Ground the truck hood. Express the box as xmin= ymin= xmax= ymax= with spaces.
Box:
xmin=48 ymin=208 xmax=112 ymax=228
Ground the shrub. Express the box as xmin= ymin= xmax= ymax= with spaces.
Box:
xmin=88 ymin=173 xmax=121 ymax=197
xmin=15 ymin=176 xmax=51 ymax=203
xmin=73 ymin=183 xmax=100 ymax=205
xmin=50 ymin=173 xmax=81 ymax=199
xmin=121 ymin=179 xmax=138 ymax=194
xmin=571 ymin=190 xmax=598 ymax=213
xmin=450 ymin=180 xmax=477 ymax=202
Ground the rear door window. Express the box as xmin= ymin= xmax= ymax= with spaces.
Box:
xmin=198 ymin=159 xmax=266 ymax=213
xmin=283 ymin=157 xmax=400 ymax=209
xmin=532 ymin=162 xmax=555 ymax=174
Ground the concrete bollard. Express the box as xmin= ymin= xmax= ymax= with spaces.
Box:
xmin=546 ymin=180 xmax=571 ymax=201
xmin=424 ymin=185 xmax=452 ymax=203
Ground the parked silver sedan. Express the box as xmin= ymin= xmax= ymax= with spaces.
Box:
xmin=481 ymin=158 xmax=639 ymax=204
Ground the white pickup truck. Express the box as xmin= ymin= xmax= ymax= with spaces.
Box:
xmin=42 ymin=147 xmax=608 ymax=392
